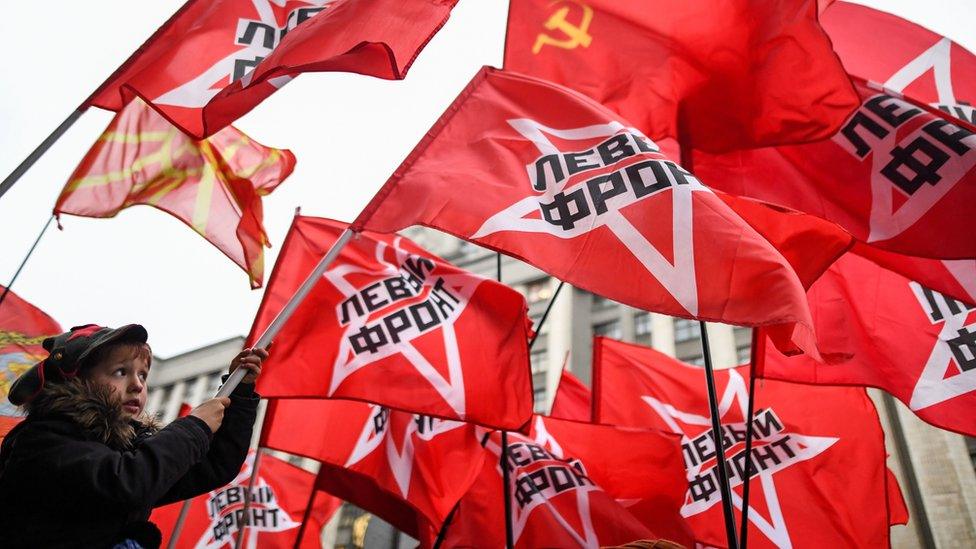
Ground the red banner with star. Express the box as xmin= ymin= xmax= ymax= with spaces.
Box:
xmin=592 ymin=336 xmax=897 ymax=548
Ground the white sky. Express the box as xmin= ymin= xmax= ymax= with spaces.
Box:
xmin=0 ymin=0 xmax=973 ymax=357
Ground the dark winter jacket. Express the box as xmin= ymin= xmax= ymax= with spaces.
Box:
xmin=0 ymin=377 xmax=259 ymax=549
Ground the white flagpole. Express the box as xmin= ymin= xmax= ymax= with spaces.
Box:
xmin=215 ymin=228 xmax=356 ymax=398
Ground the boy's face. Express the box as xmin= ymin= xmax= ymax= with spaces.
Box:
xmin=85 ymin=344 xmax=151 ymax=420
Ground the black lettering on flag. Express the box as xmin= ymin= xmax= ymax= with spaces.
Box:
xmin=597 ymin=134 xmax=637 ymax=165
xmin=882 ymin=136 xmax=950 ymax=195
xmin=841 ymin=111 xmax=889 ymax=158
xmin=540 ymin=186 xmax=591 ymax=230
xmin=922 ymin=119 xmax=974 ymax=155
xmin=948 ymin=327 xmax=976 ymax=372
xmin=865 ymin=95 xmax=921 ymax=128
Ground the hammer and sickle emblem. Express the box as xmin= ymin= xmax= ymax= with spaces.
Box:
xmin=532 ymin=1 xmax=594 ymax=54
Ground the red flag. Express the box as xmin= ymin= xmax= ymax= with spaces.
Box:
xmin=852 ymin=242 xmax=976 ymax=304
xmin=442 ymin=416 xmax=693 ymax=548
xmin=151 ymin=451 xmax=340 ymax=548
xmin=55 ymin=99 xmax=295 ymax=288
xmin=822 ymin=1 xmax=976 ymax=122
xmin=86 ymin=0 xmax=458 ymax=138
xmin=593 ymin=337 xmax=895 ymax=548
xmin=548 ymin=368 xmax=591 ymax=422
xmin=504 ymin=0 xmax=858 ymax=152
xmin=249 ymin=216 xmax=533 ymax=430
xmin=758 ymin=252 xmax=976 ymax=437
xmin=260 ymin=398 xmax=486 ymax=538
xmin=353 ymin=66 xmax=826 ymax=360
xmin=692 ymin=79 xmax=976 ymax=262
xmin=0 ymin=286 xmax=61 ymax=439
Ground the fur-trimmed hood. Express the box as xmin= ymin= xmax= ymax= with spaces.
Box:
xmin=23 ymin=378 xmax=159 ymax=451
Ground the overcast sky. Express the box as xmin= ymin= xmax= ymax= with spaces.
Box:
xmin=0 ymin=0 xmax=972 ymax=357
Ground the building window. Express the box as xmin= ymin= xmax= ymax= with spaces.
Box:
xmin=736 ymin=345 xmax=752 ymax=365
xmin=674 ymin=319 xmax=701 ymax=342
xmin=593 ymin=320 xmax=621 ymax=339
xmin=458 ymin=240 xmax=480 ymax=257
xmin=525 ymin=279 xmax=553 ymax=304
xmin=683 ymin=354 xmax=705 ymax=366
xmin=530 ymin=350 xmax=547 ymax=374
xmin=591 ymin=292 xmax=615 ymax=310
xmin=533 ymin=374 xmax=548 ymax=412
xmin=206 ymin=373 xmax=223 ymax=395
xmin=635 ymin=312 xmax=652 ymax=343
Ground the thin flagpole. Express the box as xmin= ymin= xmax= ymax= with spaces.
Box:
xmin=234 ymin=448 xmax=265 ymax=549
xmin=0 ymin=215 xmax=55 ymax=309
xmin=431 ymin=503 xmax=459 ymax=549
xmin=166 ymin=498 xmax=194 ymax=549
xmin=216 ymin=228 xmax=356 ymax=398
xmin=495 ymin=252 xmax=515 ymax=549
xmin=292 ymin=479 xmax=320 ymax=549
xmin=0 ymin=111 xmax=85 ymax=200
xmin=738 ymin=328 xmax=761 ymax=549
xmin=698 ymin=321 xmax=739 ymax=549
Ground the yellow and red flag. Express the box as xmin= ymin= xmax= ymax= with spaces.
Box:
xmin=54 ymin=99 xmax=296 ymax=288
xmin=0 ymin=286 xmax=61 ymax=440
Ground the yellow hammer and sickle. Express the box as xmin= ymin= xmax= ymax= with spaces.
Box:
xmin=532 ymin=1 xmax=594 ymax=54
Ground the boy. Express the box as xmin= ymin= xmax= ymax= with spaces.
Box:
xmin=0 ymin=324 xmax=266 ymax=548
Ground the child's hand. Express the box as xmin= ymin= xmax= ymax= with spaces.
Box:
xmin=229 ymin=347 xmax=268 ymax=384
xmin=190 ymin=397 xmax=231 ymax=433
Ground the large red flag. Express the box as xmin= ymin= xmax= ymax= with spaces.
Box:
xmin=260 ymin=398 xmax=486 ymax=539
xmin=758 ymin=252 xmax=976 ymax=438
xmin=86 ymin=0 xmax=458 ymax=138
xmin=55 ymin=99 xmax=295 ymax=288
xmin=592 ymin=337 xmax=896 ymax=548
xmin=249 ymin=216 xmax=533 ymax=430
xmin=151 ymin=451 xmax=340 ymax=548
xmin=822 ymin=1 xmax=976 ymax=122
xmin=0 ymin=287 xmax=61 ymax=439
xmin=441 ymin=416 xmax=693 ymax=548
xmin=692 ymin=80 xmax=976 ymax=262
xmin=503 ymin=0 xmax=858 ymax=153
xmin=353 ymin=66 xmax=830 ymax=360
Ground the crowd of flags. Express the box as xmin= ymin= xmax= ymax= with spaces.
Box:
xmin=1 ymin=0 xmax=975 ymax=547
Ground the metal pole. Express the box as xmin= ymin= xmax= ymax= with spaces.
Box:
xmin=500 ymin=431 xmax=515 ymax=549
xmin=699 ymin=321 xmax=739 ymax=549
xmin=738 ymin=328 xmax=761 ymax=549
xmin=165 ymin=499 xmax=193 ymax=549
xmin=292 ymin=480 xmax=320 ymax=549
xmin=233 ymin=449 xmax=265 ymax=549
xmin=0 ymin=215 xmax=55 ymax=309
xmin=216 ymin=228 xmax=356 ymax=398
xmin=0 ymin=110 xmax=86 ymax=200
xmin=431 ymin=503 xmax=459 ymax=549
xmin=494 ymin=252 xmax=515 ymax=549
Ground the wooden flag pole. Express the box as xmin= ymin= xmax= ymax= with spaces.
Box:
xmin=165 ymin=498 xmax=194 ymax=549
xmin=0 ymin=215 xmax=55 ymax=309
xmin=216 ymin=228 xmax=356 ymax=398
xmin=698 ymin=321 xmax=739 ymax=549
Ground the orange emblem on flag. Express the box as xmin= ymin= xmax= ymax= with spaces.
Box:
xmin=532 ymin=1 xmax=594 ymax=54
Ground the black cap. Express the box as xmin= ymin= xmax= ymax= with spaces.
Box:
xmin=8 ymin=324 xmax=148 ymax=406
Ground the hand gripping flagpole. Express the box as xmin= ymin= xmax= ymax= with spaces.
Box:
xmin=699 ymin=321 xmax=739 ymax=549
xmin=215 ymin=227 xmax=356 ymax=398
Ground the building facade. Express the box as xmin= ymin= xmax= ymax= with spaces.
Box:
xmin=146 ymin=228 xmax=976 ymax=547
